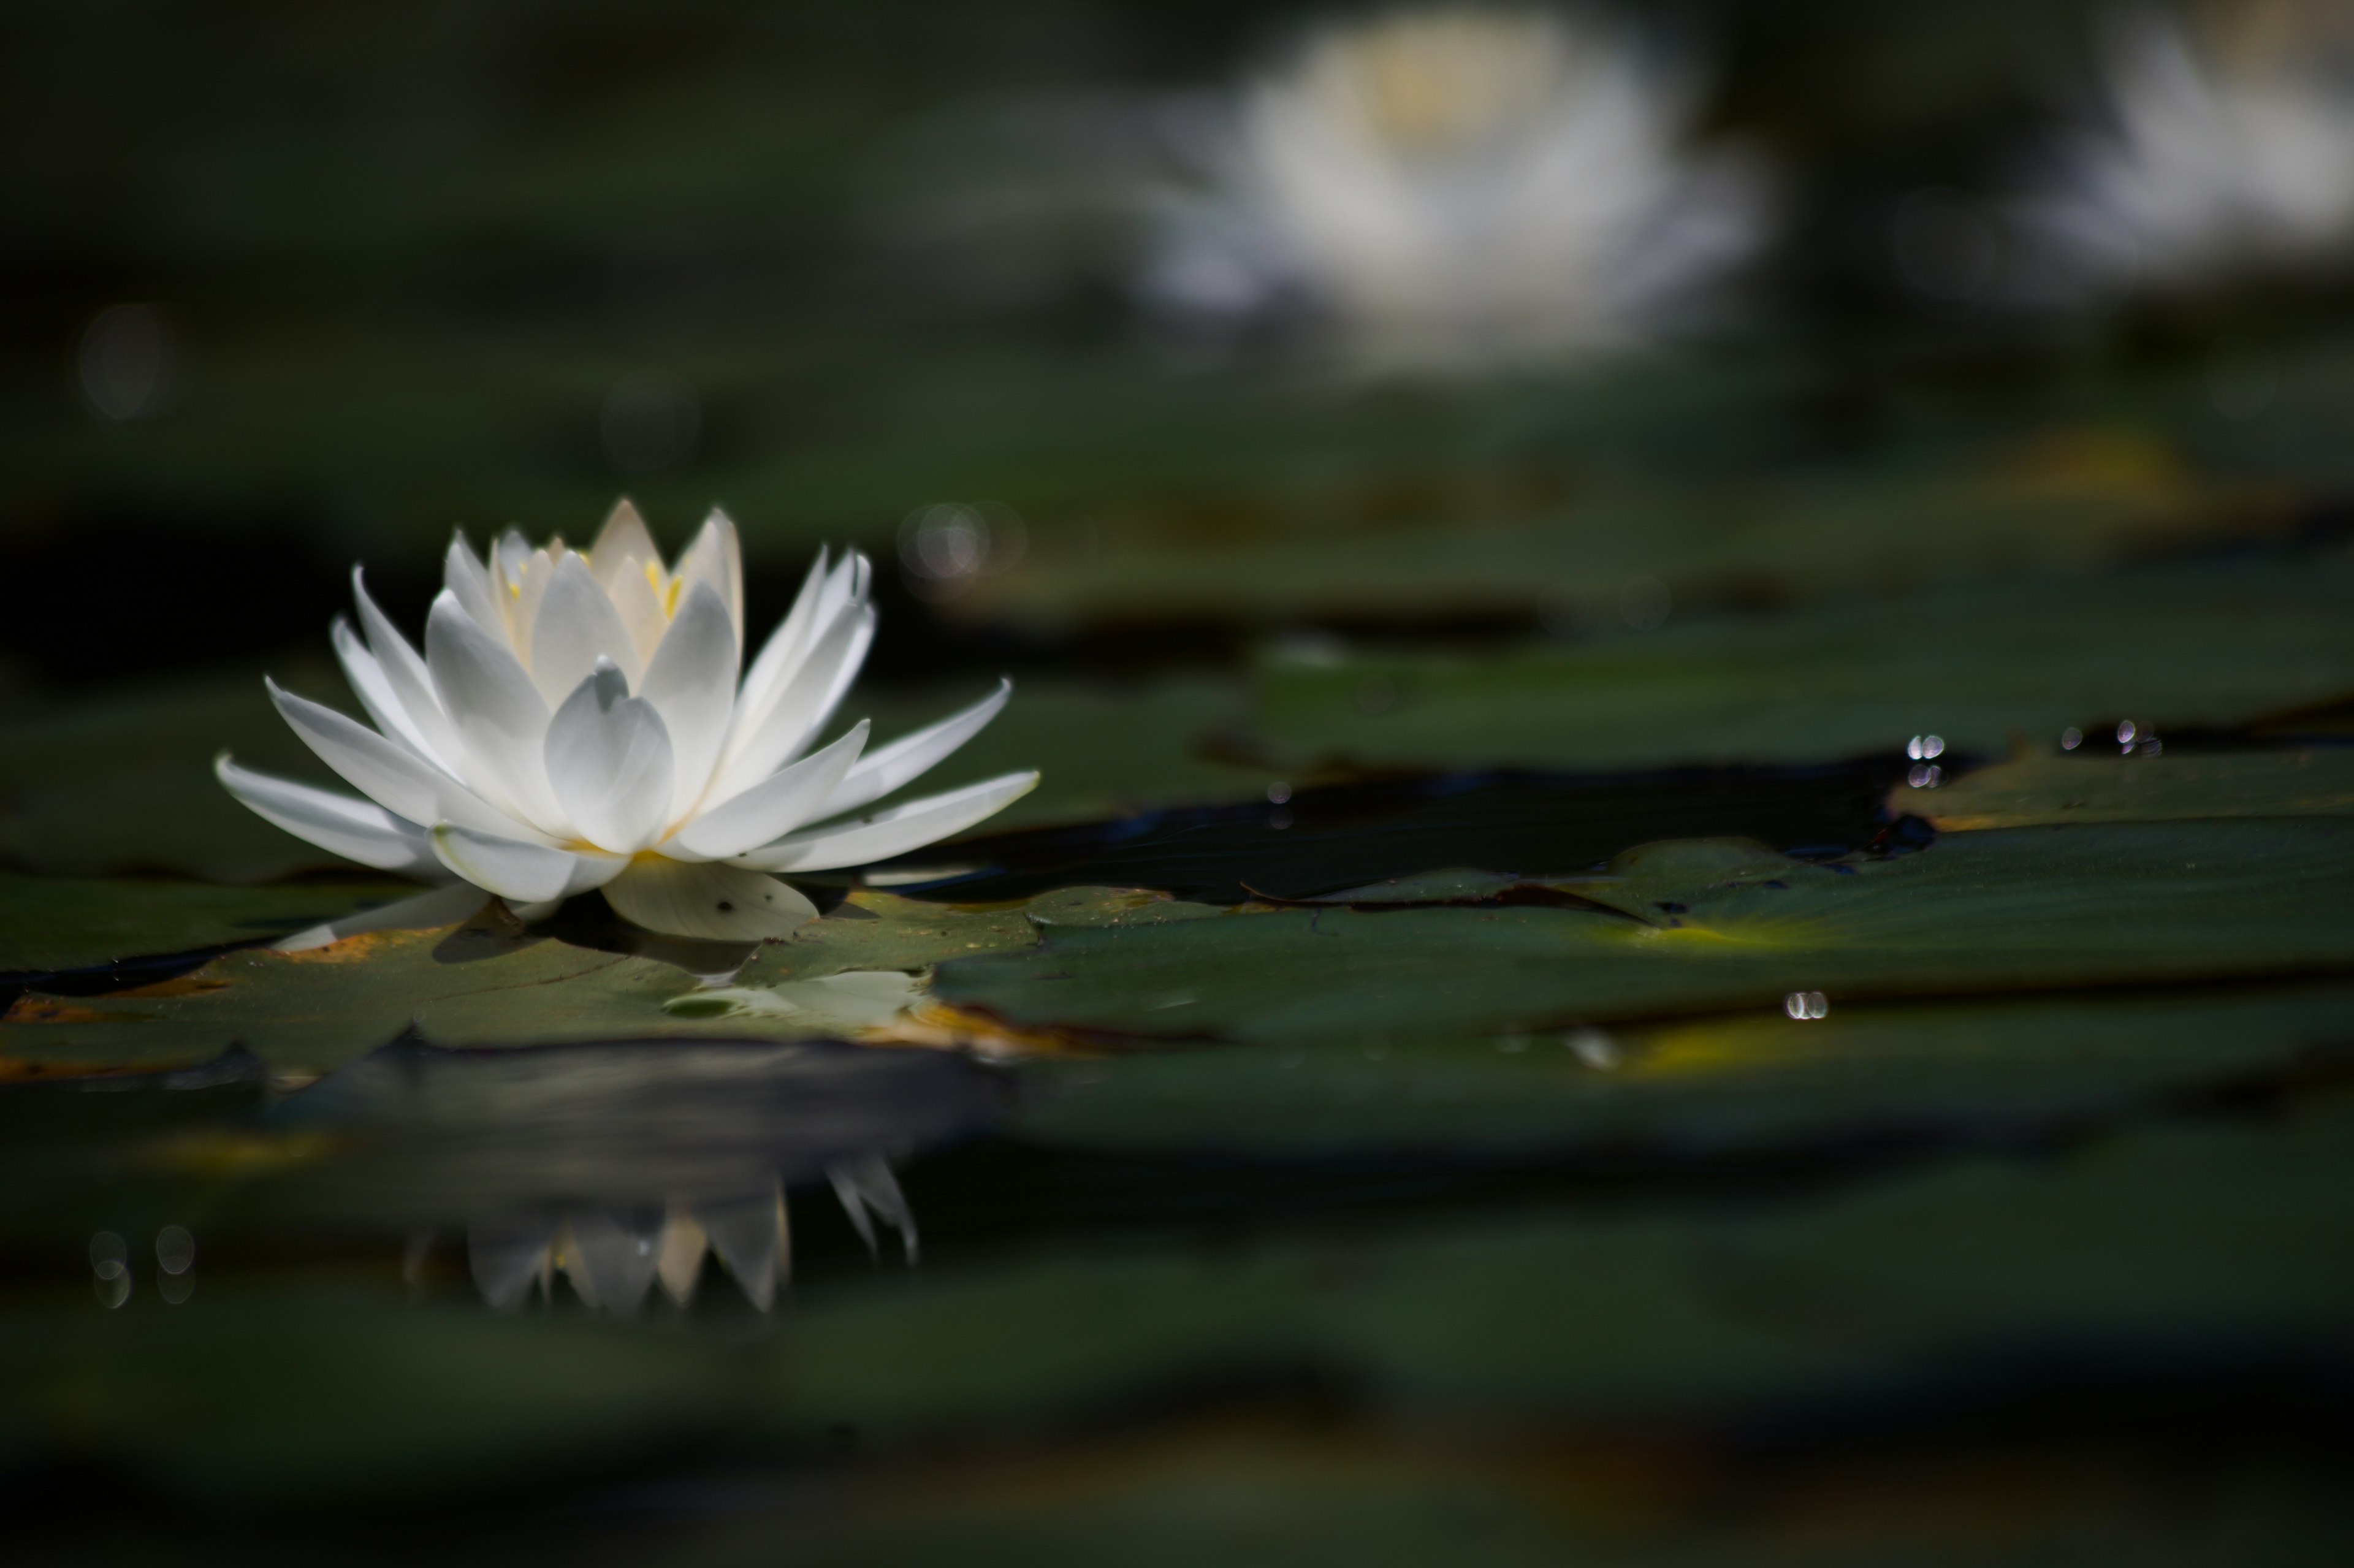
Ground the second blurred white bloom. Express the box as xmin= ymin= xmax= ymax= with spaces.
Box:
xmin=2014 ymin=4 xmax=2354 ymax=296
xmin=1145 ymin=5 xmax=1772 ymax=366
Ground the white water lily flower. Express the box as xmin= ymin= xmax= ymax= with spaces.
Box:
xmin=218 ymin=501 xmax=1037 ymax=946
xmin=1144 ymin=4 xmax=1771 ymax=367
xmin=2013 ymin=6 xmax=2354 ymax=296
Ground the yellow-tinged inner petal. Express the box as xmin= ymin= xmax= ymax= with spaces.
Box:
xmin=644 ymin=557 xmax=683 ymax=618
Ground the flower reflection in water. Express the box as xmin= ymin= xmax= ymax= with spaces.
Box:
xmin=466 ymin=1155 xmax=915 ymax=1314
xmin=284 ymin=1037 xmax=1000 ymax=1315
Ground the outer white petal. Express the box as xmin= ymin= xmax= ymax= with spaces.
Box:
xmin=353 ymin=567 xmax=465 ymax=770
xmin=670 ymin=720 xmax=867 ymax=862
xmin=430 ymin=823 xmax=624 ymax=904
xmin=330 ymin=617 xmax=446 ymax=767
xmin=264 ymin=678 xmax=538 ymax=842
xmin=215 ymin=753 xmax=443 ymax=875
xmin=587 ymin=497 xmax=658 ymax=592
xmin=529 ymin=551 xmax=644 ymax=706
xmin=274 ymin=882 xmax=492 ymax=954
xmin=424 ymin=592 xmax=566 ymax=833
xmin=709 ymin=601 xmax=874 ymax=802
xmin=544 ymin=661 xmax=677 ymax=853
xmin=601 ymin=857 xmax=818 ymax=940
xmin=639 ymin=580 xmax=740 ymax=821
xmin=821 ymin=678 xmax=1011 ymax=820
xmin=734 ymin=547 xmax=829 ymax=733
xmin=443 ymin=533 xmax=508 ymax=643
xmin=733 ymin=770 xmax=1038 ymax=873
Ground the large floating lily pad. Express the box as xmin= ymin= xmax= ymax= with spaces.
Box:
xmin=1243 ymin=555 xmax=2354 ymax=775
xmin=935 ymin=821 xmax=2354 ymax=1043
xmin=733 ymin=889 xmax=1040 ymax=988
xmin=0 ymin=870 xmax=406 ymax=976
xmin=0 ymin=918 xmax=700 ymax=1076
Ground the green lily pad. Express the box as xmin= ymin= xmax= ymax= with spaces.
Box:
xmin=1007 ymin=981 xmax=2354 ymax=1161
xmin=934 ymin=821 xmax=2354 ymax=1043
xmin=763 ymin=1097 xmax=2354 ymax=1453
xmin=961 ymin=441 xmax=2247 ymax=630
xmin=0 ymin=915 xmax=699 ymax=1076
xmin=733 ymin=888 xmax=1041 ymax=988
xmin=0 ymin=1288 xmax=745 ymax=1503
xmin=0 ymin=870 xmax=407 ymax=976
xmin=1243 ymin=555 xmax=2354 ymax=775
xmin=1909 ymin=747 xmax=2354 ymax=831
xmin=1740 ymin=1097 xmax=2354 ymax=1352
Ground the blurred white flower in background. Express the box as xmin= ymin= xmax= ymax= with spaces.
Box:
xmin=2013 ymin=1 xmax=2354 ymax=297
xmin=218 ymin=501 xmax=1035 ymax=945
xmin=1142 ymin=4 xmax=1773 ymax=367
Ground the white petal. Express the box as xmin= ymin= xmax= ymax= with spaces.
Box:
xmin=733 ymin=770 xmax=1038 ymax=873
xmin=544 ymin=661 xmax=677 ymax=853
xmin=655 ymin=1208 xmax=709 ymax=1306
xmin=734 ymin=547 xmax=829 ymax=732
xmin=562 ymin=1211 xmax=665 ymax=1317
xmin=353 ymin=567 xmax=465 ymax=769
xmin=468 ymin=1219 xmax=557 ymax=1311
xmin=606 ymin=558 xmax=669 ymax=665
xmin=506 ymin=544 xmax=558 ymax=654
xmin=639 ymin=580 xmax=740 ymax=820
xmin=330 ymin=617 xmax=446 ymax=767
xmin=493 ymin=528 xmax=533 ymax=590
xmin=676 ymin=510 xmax=743 ymax=647
xmin=215 ymin=753 xmax=443 ymax=875
xmin=273 ymin=881 xmax=491 ymax=954
xmin=821 ymin=678 xmax=1010 ymax=820
xmin=424 ymin=592 xmax=566 ymax=832
xmin=529 ymin=551 xmax=643 ymax=706
xmin=600 ymin=856 xmax=818 ymax=940
xmin=430 ymin=823 xmax=622 ymax=903
xmin=442 ymin=533 xmax=507 ymax=643
xmin=829 ymin=1155 xmax=916 ymax=1263
xmin=671 ymin=721 xmax=867 ymax=861
xmin=587 ymin=497 xmax=658 ymax=592
xmin=265 ymin=677 xmax=533 ymax=841
xmin=710 ymin=601 xmax=874 ymax=802
xmin=699 ymin=1185 xmax=787 ymax=1311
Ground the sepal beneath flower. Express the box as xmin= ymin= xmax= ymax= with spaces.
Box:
xmin=601 ymin=856 xmax=818 ymax=940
